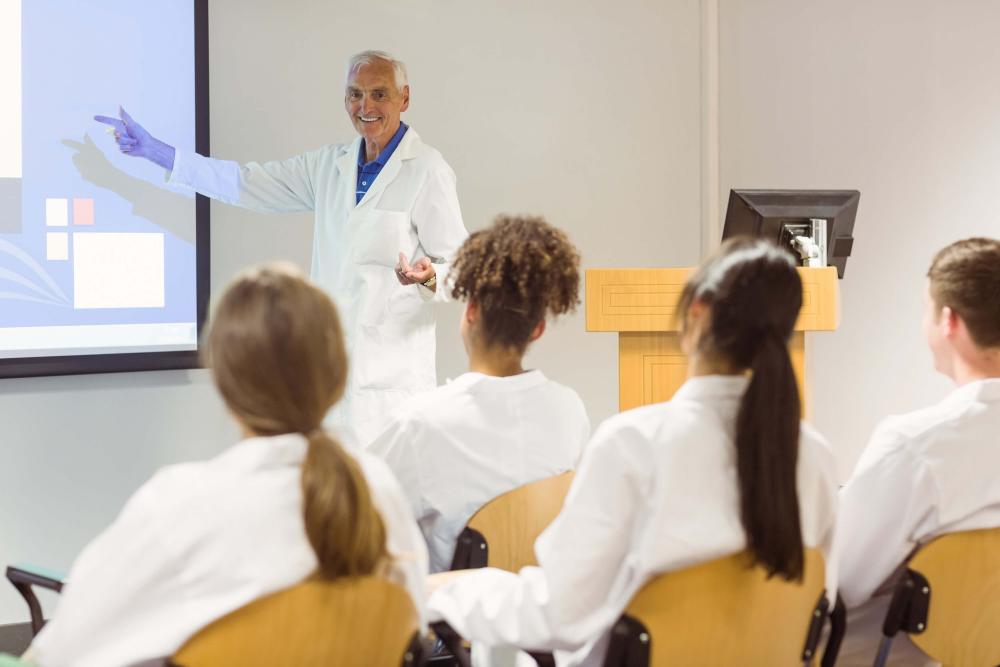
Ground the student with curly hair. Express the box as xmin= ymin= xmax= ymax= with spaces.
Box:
xmin=368 ymin=215 xmax=590 ymax=573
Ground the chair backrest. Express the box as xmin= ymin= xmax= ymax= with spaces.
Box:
xmin=462 ymin=471 xmax=574 ymax=572
xmin=605 ymin=548 xmax=827 ymax=667
xmin=171 ymin=576 xmax=421 ymax=667
xmin=904 ymin=527 xmax=1000 ymax=666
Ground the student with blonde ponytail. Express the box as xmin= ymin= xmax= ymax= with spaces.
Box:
xmin=25 ymin=265 xmax=428 ymax=667
xmin=426 ymin=239 xmax=838 ymax=667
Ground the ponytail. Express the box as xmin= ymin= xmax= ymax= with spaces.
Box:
xmin=736 ymin=332 xmax=804 ymax=581
xmin=678 ymin=238 xmax=806 ymax=582
xmin=301 ymin=431 xmax=388 ymax=579
xmin=207 ymin=266 xmax=389 ymax=581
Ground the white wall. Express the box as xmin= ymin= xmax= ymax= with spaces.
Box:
xmin=719 ymin=0 xmax=1000 ymax=478
xmin=0 ymin=0 xmax=704 ymax=624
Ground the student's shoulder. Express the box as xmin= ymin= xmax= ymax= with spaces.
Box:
xmin=590 ymin=400 xmax=703 ymax=454
xmin=541 ymin=377 xmax=588 ymax=411
xmin=376 ymin=381 xmax=470 ymax=441
xmin=116 ymin=459 xmax=215 ymax=525
xmin=399 ymin=380 xmax=470 ymax=418
xmin=869 ymin=397 xmax=968 ymax=457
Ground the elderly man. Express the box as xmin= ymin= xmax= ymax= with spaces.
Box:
xmin=96 ymin=51 xmax=468 ymax=444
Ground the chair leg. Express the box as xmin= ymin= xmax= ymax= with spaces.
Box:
xmin=821 ymin=594 xmax=847 ymax=667
xmin=9 ymin=581 xmax=46 ymax=636
xmin=873 ymin=635 xmax=894 ymax=667
xmin=430 ymin=621 xmax=471 ymax=667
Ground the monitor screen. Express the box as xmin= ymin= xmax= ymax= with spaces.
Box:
xmin=722 ymin=189 xmax=859 ymax=278
xmin=0 ymin=0 xmax=209 ymax=378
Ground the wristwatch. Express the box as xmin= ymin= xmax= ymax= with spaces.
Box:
xmin=421 ymin=274 xmax=437 ymax=290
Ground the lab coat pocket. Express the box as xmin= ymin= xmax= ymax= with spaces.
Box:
xmin=355 ymin=321 xmax=423 ymax=390
xmin=352 ymin=209 xmax=411 ymax=268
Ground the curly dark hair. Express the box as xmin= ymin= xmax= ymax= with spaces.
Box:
xmin=450 ymin=215 xmax=580 ymax=350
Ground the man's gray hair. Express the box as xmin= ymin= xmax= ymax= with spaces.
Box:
xmin=346 ymin=50 xmax=409 ymax=91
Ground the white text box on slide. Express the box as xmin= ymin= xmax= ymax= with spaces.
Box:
xmin=73 ymin=232 xmax=165 ymax=309
xmin=0 ymin=0 xmax=21 ymax=178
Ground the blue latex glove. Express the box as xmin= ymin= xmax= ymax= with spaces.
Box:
xmin=94 ymin=106 xmax=176 ymax=171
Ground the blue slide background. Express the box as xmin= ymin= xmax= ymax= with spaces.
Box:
xmin=0 ymin=0 xmax=196 ymax=329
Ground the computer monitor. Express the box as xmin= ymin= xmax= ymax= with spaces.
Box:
xmin=722 ymin=189 xmax=860 ymax=278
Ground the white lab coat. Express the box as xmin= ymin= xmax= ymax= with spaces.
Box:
xmin=428 ymin=375 xmax=839 ymax=667
xmin=832 ymin=378 xmax=1000 ymax=666
xmin=367 ymin=370 xmax=591 ymax=572
xmin=167 ymin=129 xmax=468 ymax=444
xmin=25 ymin=434 xmax=429 ymax=667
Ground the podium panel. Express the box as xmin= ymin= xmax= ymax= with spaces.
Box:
xmin=587 ymin=267 xmax=838 ymax=415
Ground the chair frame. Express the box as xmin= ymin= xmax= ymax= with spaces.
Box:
xmin=6 ymin=566 xmax=63 ymax=636
xmin=449 ymin=527 xmax=489 ymax=571
xmin=873 ymin=569 xmax=931 ymax=667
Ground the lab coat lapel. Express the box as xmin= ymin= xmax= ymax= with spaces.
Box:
xmin=355 ymin=128 xmax=420 ymax=211
xmin=337 ymin=137 xmax=362 ymax=214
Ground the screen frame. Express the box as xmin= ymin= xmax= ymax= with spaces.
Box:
xmin=722 ymin=189 xmax=860 ymax=278
xmin=0 ymin=0 xmax=210 ymax=379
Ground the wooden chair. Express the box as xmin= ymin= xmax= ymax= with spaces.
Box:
xmin=449 ymin=471 xmax=574 ymax=572
xmin=602 ymin=549 xmax=833 ymax=667
xmin=434 ymin=472 xmax=574 ymax=667
xmin=874 ymin=527 xmax=1000 ymax=667
xmin=171 ymin=576 xmax=426 ymax=667
xmin=5 ymin=567 xmax=426 ymax=667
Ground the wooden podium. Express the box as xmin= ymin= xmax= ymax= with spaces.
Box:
xmin=586 ymin=267 xmax=840 ymax=416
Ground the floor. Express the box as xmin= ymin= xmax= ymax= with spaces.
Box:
xmin=0 ymin=623 xmax=32 ymax=657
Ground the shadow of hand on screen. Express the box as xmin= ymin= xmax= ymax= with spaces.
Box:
xmin=61 ymin=134 xmax=196 ymax=245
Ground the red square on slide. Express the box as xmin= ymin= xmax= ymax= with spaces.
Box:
xmin=73 ymin=198 xmax=94 ymax=226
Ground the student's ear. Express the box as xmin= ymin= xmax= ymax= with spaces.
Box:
xmin=681 ymin=299 xmax=710 ymax=353
xmin=464 ymin=300 xmax=480 ymax=325
xmin=528 ymin=318 xmax=546 ymax=343
xmin=941 ymin=306 xmax=960 ymax=338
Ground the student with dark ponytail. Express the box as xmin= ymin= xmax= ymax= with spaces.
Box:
xmin=26 ymin=265 xmax=428 ymax=667
xmin=426 ymin=238 xmax=838 ymax=666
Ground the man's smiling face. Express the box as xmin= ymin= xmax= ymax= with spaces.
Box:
xmin=345 ymin=60 xmax=409 ymax=151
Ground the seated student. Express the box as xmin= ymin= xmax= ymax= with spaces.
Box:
xmin=367 ymin=215 xmax=590 ymax=573
xmin=425 ymin=238 xmax=839 ymax=666
xmin=24 ymin=265 xmax=428 ymax=667
xmin=834 ymin=237 xmax=1000 ymax=666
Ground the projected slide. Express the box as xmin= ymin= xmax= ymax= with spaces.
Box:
xmin=0 ymin=0 xmax=205 ymax=373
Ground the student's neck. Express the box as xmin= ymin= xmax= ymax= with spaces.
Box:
xmin=686 ymin=354 xmax=743 ymax=378
xmin=950 ymin=350 xmax=1000 ymax=386
xmin=468 ymin=346 xmax=526 ymax=378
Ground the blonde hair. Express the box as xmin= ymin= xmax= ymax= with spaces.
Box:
xmin=204 ymin=264 xmax=388 ymax=579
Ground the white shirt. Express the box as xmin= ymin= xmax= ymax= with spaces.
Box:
xmin=167 ymin=129 xmax=469 ymax=444
xmin=835 ymin=378 xmax=1000 ymax=608
xmin=367 ymin=370 xmax=590 ymax=572
xmin=26 ymin=434 xmax=429 ymax=667
xmin=428 ymin=375 xmax=839 ymax=667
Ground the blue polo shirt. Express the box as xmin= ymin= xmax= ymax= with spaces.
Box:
xmin=356 ymin=122 xmax=408 ymax=204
